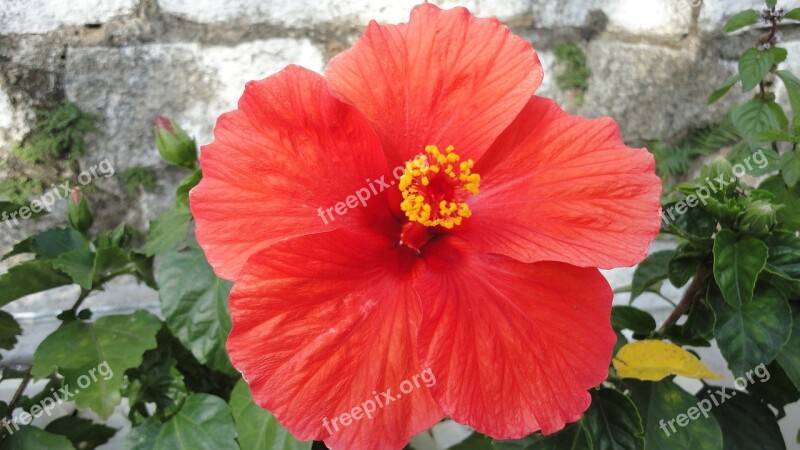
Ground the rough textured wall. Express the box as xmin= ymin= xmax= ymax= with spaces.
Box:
xmin=0 ymin=0 xmax=799 ymax=247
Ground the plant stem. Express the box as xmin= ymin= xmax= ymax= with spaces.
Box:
xmin=1 ymin=370 xmax=32 ymax=439
xmin=658 ymin=263 xmax=712 ymax=333
xmin=6 ymin=371 xmax=31 ymax=419
xmin=69 ymin=289 xmax=91 ymax=314
xmin=758 ymin=9 xmax=781 ymax=103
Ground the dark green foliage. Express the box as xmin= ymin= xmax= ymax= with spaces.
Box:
xmin=650 ymin=122 xmax=741 ymax=179
xmin=554 ymin=42 xmax=591 ymax=105
xmin=0 ymin=176 xmax=40 ymax=204
xmin=13 ymin=101 xmax=97 ymax=164
xmin=119 ymin=167 xmax=160 ymax=195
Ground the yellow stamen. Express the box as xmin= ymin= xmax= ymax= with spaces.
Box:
xmin=399 ymin=145 xmax=480 ymax=229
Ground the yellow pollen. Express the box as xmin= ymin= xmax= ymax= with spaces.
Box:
xmin=399 ymin=145 xmax=480 ymax=229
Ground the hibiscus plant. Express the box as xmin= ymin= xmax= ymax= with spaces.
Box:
xmin=1 ymin=2 xmax=800 ymax=450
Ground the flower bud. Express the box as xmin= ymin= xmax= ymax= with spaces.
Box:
xmin=68 ymin=187 xmax=94 ymax=233
xmin=736 ymin=200 xmax=777 ymax=236
xmin=701 ymin=157 xmax=737 ymax=196
xmin=155 ymin=115 xmax=197 ymax=168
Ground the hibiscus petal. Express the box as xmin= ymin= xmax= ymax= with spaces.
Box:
xmin=227 ymin=228 xmax=443 ymax=450
xmin=460 ymin=96 xmax=662 ymax=269
xmin=416 ymin=236 xmax=615 ymax=438
xmin=190 ymin=65 xmax=391 ymax=281
xmin=325 ymin=3 xmax=543 ymax=166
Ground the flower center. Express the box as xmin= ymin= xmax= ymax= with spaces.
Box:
xmin=399 ymin=145 xmax=480 ymax=230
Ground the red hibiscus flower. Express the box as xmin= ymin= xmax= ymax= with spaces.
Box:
xmin=190 ymin=4 xmax=661 ymax=449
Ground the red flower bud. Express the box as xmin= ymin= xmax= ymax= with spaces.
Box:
xmin=155 ymin=115 xmax=198 ymax=168
xmin=67 ymin=187 xmax=93 ymax=233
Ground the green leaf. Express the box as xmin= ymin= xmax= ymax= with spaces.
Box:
xmin=764 ymin=231 xmax=800 ymax=281
xmin=528 ymin=422 xmax=593 ymax=450
xmin=763 ymin=267 xmax=800 ymax=300
xmin=94 ymin=223 xmax=134 ymax=250
xmin=123 ymin=394 xmax=239 ymax=450
xmin=667 ymin=259 xmax=697 ymax=288
xmin=3 ymin=228 xmax=86 ymax=260
xmin=727 ymin=145 xmax=781 ymax=176
xmin=760 ymin=176 xmax=800 ymax=229
xmin=0 ymin=310 xmax=21 ymax=351
xmin=0 ymin=260 xmax=73 ymax=308
xmin=120 ymin=413 xmax=162 ymax=448
xmin=713 ymin=230 xmax=768 ymax=308
xmin=678 ymin=292 xmax=716 ymax=342
xmin=0 ymin=426 xmax=75 ymax=450
xmin=765 ymin=0 xmax=776 ymax=8
xmin=52 ymin=249 xmax=95 ymax=290
xmin=175 ymin=169 xmax=202 ymax=208
xmin=124 ymin=343 xmax=189 ymax=424
xmin=0 ymin=201 xmax=24 ymax=215
xmin=768 ymin=46 xmax=787 ymax=63
xmin=45 ymin=416 xmax=117 ymax=450
xmin=149 ymin=328 xmax=236 ymax=401
xmin=129 ymin=252 xmax=158 ymax=289
xmin=698 ymin=197 xmax=742 ymax=223
xmin=611 ymin=306 xmax=656 ymax=334
xmin=15 ymin=378 xmax=64 ymax=414
xmin=750 ymin=188 xmax=778 ymax=202
xmin=710 ymin=286 xmax=792 ymax=376
xmin=32 ymin=311 xmax=162 ymax=418
xmin=230 ymin=380 xmax=310 ymax=450
xmin=628 ymin=379 xmax=722 ymax=450
xmin=663 ymin=200 xmax=716 ymax=239
xmin=447 ymin=433 xmax=494 ymax=449
xmin=756 ymin=129 xmax=792 ymax=142
xmin=583 ymin=389 xmax=644 ymax=450
xmin=738 ymin=49 xmax=775 ymax=92
xmin=731 ymin=100 xmax=780 ymax=143
xmin=650 ymin=144 xmax=694 ymax=178
xmin=776 ymin=70 xmax=800 ymax=120
xmin=776 ymin=306 xmax=800 ymax=391
xmin=93 ymin=246 xmax=127 ymax=274
xmin=493 ymin=438 xmax=536 ymax=450
xmin=785 ymin=7 xmax=800 ymax=20
xmin=781 ymin=151 xmax=800 ymax=187
xmin=708 ymin=74 xmax=740 ymax=104
xmin=668 ymin=243 xmax=705 ymax=287
xmin=141 ymin=206 xmax=192 ymax=257
xmin=722 ymin=10 xmax=761 ymax=32
xmin=631 ymin=250 xmax=674 ymax=300
xmin=51 ymin=246 xmax=143 ymax=290
xmin=748 ymin=361 xmax=800 ymax=418
xmin=697 ymin=389 xmax=784 ymax=450
xmin=157 ymin=240 xmax=234 ymax=374
xmin=768 ymin=101 xmax=789 ymax=129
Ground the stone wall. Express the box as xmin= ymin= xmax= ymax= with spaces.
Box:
xmin=3 ymin=2 xmax=800 ymax=446
xmin=0 ymin=0 xmax=799 ymax=244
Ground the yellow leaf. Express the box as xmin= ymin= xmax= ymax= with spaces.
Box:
xmin=613 ymin=340 xmax=723 ymax=381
